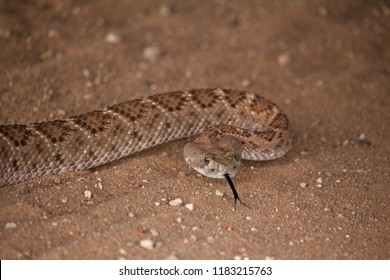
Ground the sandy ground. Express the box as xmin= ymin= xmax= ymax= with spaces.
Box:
xmin=0 ymin=0 xmax=389 ymax=260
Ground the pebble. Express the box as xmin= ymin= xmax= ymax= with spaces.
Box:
xmin=159 ymin=4 xmax=173 ymax=17
xmin=300 ymin=183 xmax=307 ymax=188
xmin=324 ymin=207 xmax=332 ymax=212
xmin=61 ymin=198 xmax=68 ymax=204
xmin=128 ymin=212 xmax=135 ymax=218
xmin=154 ymin=202 xmax=160 ymax=207
xmin=169 ymin=198 xmax=183 ymax=206
xmin=207 ymin=236 xmax=215 ymax=243
xmin=4 ymin=222 xmax=17 ymax=230
xmin=357 ymin=139 xmax=371 ymax=147
xmin=142 ymin=46 xmax=161 ymax=62
xmin=119 ymin=248 xmax=127 ymax=255
xmin=215 ymin=190 xmax=224 ymax=197
xmin=150 ymin=229 xmax=159 ymax=237
xmin=318 ymin=6 xmax=328 ymax=17
xmin=84 ymin=190 xmax=92 ymax=198
xmin=176 ymin=217 xmax=182 ymax=223
xmin=140 ymin=239 xmax=154 ymax=250
xmin=241 ymin=78 xmax=251 ymax=88
xmin=277 ymin=53 xmax=291 ymax=66
xmin=105 ymin=32 xmax=121 ymax=44
xmin=316 ymin=177 xmax=323 ymax=184
xmin=185 ymin=203 xmax=195 ymax=211
xmin=54 ymin=178 xmax=62 ymax=184
xmin=166 ymin=252 xmax=179 ymax=260
xmin=95 ymin=178 xmax=103 ymax=190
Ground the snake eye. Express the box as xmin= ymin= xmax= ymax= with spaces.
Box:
xmin=204 ymin=156 xmax=210 ymax=164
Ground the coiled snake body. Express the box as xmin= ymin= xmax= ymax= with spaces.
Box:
xmin=0 ymin=89 xmax=290 ymax=191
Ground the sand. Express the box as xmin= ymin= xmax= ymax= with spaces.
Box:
xmin=0 ymin=0 xmax=389 ymax=259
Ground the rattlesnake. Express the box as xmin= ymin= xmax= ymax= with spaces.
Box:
xmin=0 ymin=89 xmax=290 ymax=199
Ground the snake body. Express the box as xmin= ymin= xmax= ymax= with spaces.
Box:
xmin=0 ymin=89 xmax=290 ymax=187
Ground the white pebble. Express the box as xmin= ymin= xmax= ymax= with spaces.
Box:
xmin=95 ymin=178 xmax=103 ymax=190
xmin=4 ymin=222 xmax=17 ymax=230
xmin=150 ymin=228 xmax=159 ymax=237
xmin=316 ymin=177 xmax=323 ymax=184
xmin=185 ymin=203 xmax=195 ymax=211
xmin=215 ymin=190 xmax=224 ymax=197
xmin=143 ymin=46 xmax=161 ymax=62
xmin=176 ymin=217 xmax=182 ymax=223
xmin=300 ymin=182 xmax=307 ymax=188
xmin=140 ymin=239 xmax=154 ymax=250
xmin=84 ymin=190 xmax=92 ymax=198
xmin=169 ymin=198 xmax=183 ymax=206
xmin=277 ymin=53 xmax=291 ymax=66
xmin=234 ymin=255 xmax=242 ymax=260
xmin=105 ymin=32 xmax=121 ymax=44
xmin=154 ymin=202 xmax=160 ymax=207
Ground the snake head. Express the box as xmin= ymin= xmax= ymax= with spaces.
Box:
xmin=183 ymin=137 xmax=242 ymax=179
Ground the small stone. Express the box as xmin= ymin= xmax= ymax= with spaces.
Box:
xmin=246 ymin=216 xmax=252 ymax=220
xmin=54 ymin=178 xmax=62 ymax=184
xmin=251 ymin=227 xmax=258 ymax=232
xmin=159 ymin=4 xmax=173 ymax=17
xmin=356 ymin=139 xmax=371 ymax=147
xmin=166 ymin=252 xmax=179 ymax=260
xmin=185 ymin=203 xmax=194 ymax=211
xmin=300 ymin=183 xmax=307 ymax=188
xmin=277 ymin=53 xmax=291 ymax=66
xmin=316 ymin=184 xmax=322 ymax=188
xmin=105 ymin=32 xmax=121 ymax=44
xmin=140 ymin=239 xmax=154 ymax=250
xmin=169 ymin=198 xmax=183 ymax=206
xmin=84 ymin=190 xmax=92 ymax=198
xmin=142 ymin=46 xmax=161 ymax=62
xmin=234 ymin=255 xmax=242 ymax=260
xmin=61 ymin=198 xmax=68 ymax=203
xmin=48 ymin=29 xmax=59 ymax=38
xmin=325 ymin=172 xmax=332 ymax=177
xmin=215 ymin=190 xmax=224 ymax=197
xmin=176 ymin=217 xmax=182 ymax=223
xmin=150 ymin=229 xmax=159 ymax=237
xmin=4 ymin=222 xmax=17 ymax=229
xmin=318 ymin=6 xmax=328 ymax=17
xmin=128 ymin=212 xmax=135 ymax=218
xmin=324 ymin=207 xmax=332 ymax=212
xmin=95 ymin=178 xmax=103 ymax=190
xmin=358 ymin=133 xmax=366 ymax=140
xmin=316 ymin=177 xmax=323 ymax=184
xmin=241 ymin=78 xmax=251 ymax=88
xmin=154 ymin=202 xmax=160 ymax=207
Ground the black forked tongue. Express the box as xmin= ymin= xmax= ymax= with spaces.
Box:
xmin=224 ymin=174 xmax=250 ymax=210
